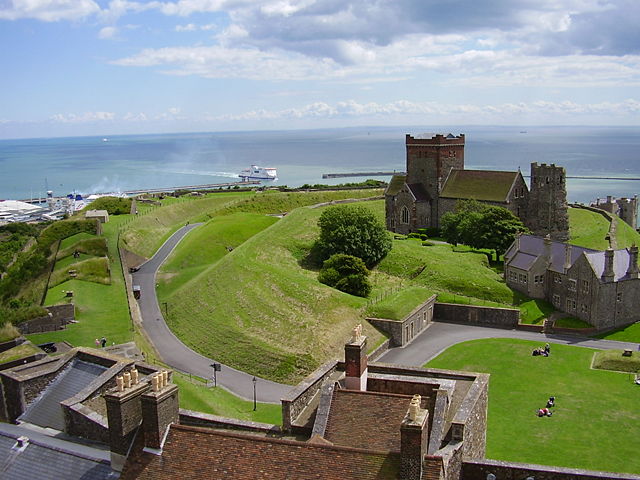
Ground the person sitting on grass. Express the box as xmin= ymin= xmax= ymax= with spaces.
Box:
xmin=537 ymin=407 xmax=553 ymax=417
xmin=546 ymin=396 xmax=555 ymax=408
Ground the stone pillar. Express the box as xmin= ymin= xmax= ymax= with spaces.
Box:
xmin=141 ymin=372 xmax=179 ymax=452
xmin=602 ymin=248 xmax=615 ymax=282
xmin=104 ymin=380 xmax=150 ymax=472
xmin=400 ymin=395 xmax=429 ymax=480
xmin=626 ymin=245 xmax=639 ymax=279
xmin=344 ymin=325 xmax=367 ymax=391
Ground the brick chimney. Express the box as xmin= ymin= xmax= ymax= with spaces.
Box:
xmin=602 ymin=248 xmax=615 ymax=282
xmin=141 ymin=370 xmax=179 ymax=452
xmin=400 ymin=394 xmax=429 ymax=480
xmin=104 ymin=369 xmax=149 ymax=472
xmin=344 ymin=324 xmax=367 ymax=391
xmin=626 ymin=245 xmax=639 ymax=279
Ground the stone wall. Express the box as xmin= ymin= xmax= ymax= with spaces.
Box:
xmin=18 ymin=304 xmax=75 ymax=335
xmin=434 ymin=303 xmax=519 ymax=329
xmin=461 ymin=459 xmax=640 ymax=480
xmin=64 ymin=402 xmax=109 ymax=444
xmin=450 ymin=374 xmax=489 ymax=460
xmin=367 ymin=295 xmax=436 ymax=346
xmin=281 ymin=360 xmax=338 ymax=431
xmin=0 ymin=337 xmax=25 ymax=354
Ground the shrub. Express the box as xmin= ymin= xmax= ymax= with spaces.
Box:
xmin=318 ymin=254 xmax=371 ymax=297
xmin=315 ymin=204 xmax=392 ymax=268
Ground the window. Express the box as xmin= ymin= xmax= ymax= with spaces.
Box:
xmin=568 ymin=279 xmax=577 ymax=292
xmin=554 ymin=274 xmax=562 ymax=284
xmin=581 ymin=304 xmax=589 ymax=313
xmin=553 ymin=294 xmax=560 ymax=307
xmin=617 ymin=292 xmax=622 ymax=302
xmin=581 ymin=280 xmax=589 ymax=293
xmin=566 ymin=299 xmax=576 ymax=311
xmin=401 ymin=206 xmax=409 ymax=224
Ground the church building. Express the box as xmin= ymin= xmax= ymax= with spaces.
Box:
xmin=385 ymin=133 xmax=569 ymax=241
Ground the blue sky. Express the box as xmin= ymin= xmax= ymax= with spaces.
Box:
xmin=1 ymin=0 xmax=639 ymax=138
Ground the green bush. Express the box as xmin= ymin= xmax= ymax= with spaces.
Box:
xmin=315 ymin=204 xmax=391 ymax=268
xmin=318 ymin=254 xmax=371 ymax=297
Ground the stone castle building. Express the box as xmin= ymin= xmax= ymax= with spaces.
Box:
xmin=505 ymin=234 xmax=640 ymax=330
xmin=591 ymin=195 xmax=638 ymax=229
xmin=385 ymin=133 xmax=569 ymax=241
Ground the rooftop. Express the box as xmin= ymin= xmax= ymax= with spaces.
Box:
xmin=440 ymin=169 xmax=520 ymax=202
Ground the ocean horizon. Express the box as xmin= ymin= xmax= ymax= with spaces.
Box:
xmin=1 ymin=125 xmax=639 ymax=206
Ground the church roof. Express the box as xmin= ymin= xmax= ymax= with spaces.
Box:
xmin=440 ymin=169 xmax=520 ymax=202
xmin=385 ymin=175 xmax=406 ymax=196
xmin=407 ymin=183 xmax=431 ymax=202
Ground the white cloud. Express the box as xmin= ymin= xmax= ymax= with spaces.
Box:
xmin=0 ymin=0 xmax=101 ymax=21
xmin=123 ymin=112 xmax=148 ymax=121
xmin=50 ymin=111 xmax=116 ymax=123
xmin=98 ymin=26 xmax=118 ymax=39
xmin=175 ymin=22 xmax=218 ymax=32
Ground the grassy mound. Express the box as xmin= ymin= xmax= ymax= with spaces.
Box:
xmin=615 ymin=216 xmax=640 ymax=249
xmin=49 ymin=257 xmax=111 ymax=288
xmin=569 ymin=207 xmax=610 ymax=250
xmin=365 ymin=286 xmax=434 ymax=320
xmin=426 ymin=338 xmax=640 ymax=475
xmin=58 ymin=236 xmax=108 ymax=259
xmin=592 ymin=350 xmax=640 ymax=373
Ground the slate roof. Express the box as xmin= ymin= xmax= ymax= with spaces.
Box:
xmin=584 ymin=249 xmax=633 ymax=281
xmin=505 ymin=234 xmax=599 ymax=274
xmin=440 ymin=169 xmax=519 ymax=202
xmin=0 ymin=423 xmax=116 ymax=480
xmin=19 ymin=359 xmax=107 ymax=430
xmin=121 ymin=424 xmax=400 ymax=480
xmin=385 ymin=174 xmax=406 ymax=196
xmin=323 ymin=389 xmax=416 ymax=452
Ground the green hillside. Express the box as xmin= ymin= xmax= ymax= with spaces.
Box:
xmin=569 ymin=206 xmax=640 ymax=250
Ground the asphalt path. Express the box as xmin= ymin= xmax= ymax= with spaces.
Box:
xmin=132 ymin=224 xmax=292 ymax=403
xmin=380 ymin=321 xmax=640 ymax=367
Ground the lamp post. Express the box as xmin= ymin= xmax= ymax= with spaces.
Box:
xmin=210 ymin=363 xmax=221 ymax=387
xmin=252 ymin=376 xmax=257 ymax=411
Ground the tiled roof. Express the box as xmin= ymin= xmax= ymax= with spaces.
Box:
xmin=324 ymin=389 xmax=414 ymax=452
xmin=584 ymin=249 xmax=633 ymax=281
xmin=0 ymin=423 xmax=115 ymax=480
xmin=440 ymin=169 xmax=519 ymax=202
xmin=505 ymin=234 xmax=598 ymax=273
xmin=19 ymin=359 xmax=107 ymax=430
xmin=121 ymin=424 xmax=400 ymax=480
xmin=385 ymin=175 xmax=406 ymax=196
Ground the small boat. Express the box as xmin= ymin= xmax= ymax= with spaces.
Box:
xmin=239 ymin=165 xmax=277 ymax=181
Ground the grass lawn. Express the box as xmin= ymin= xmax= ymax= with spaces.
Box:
xmin=597 ymin=321 xmax=640 ymax=342
xmin=568 ymin=207 xmax=610 ymax=250
xmin=365 ymin=286 xmax=435 ymax=320
xmin=614 ymin=216 xmax=640 ymax=249
xmin=173 ymin=373 xmax=282 ymax=424
xmin=426 ymin=338 xmax=640 ymax=475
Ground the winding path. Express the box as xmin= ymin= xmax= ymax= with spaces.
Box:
xmin=132 ymin=224 xmax=291 ymax=403
xmin=131 ymin=225 xmax=639 ymax=404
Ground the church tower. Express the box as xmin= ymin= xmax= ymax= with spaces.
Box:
xmin=405 ymin=133 xmax=465 ymax=225
xmin=527 ymin=163 xmax=569 ymax=241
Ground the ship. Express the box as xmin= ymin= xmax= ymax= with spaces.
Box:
xmin=239 ymin=165 xmax=278 ymax=181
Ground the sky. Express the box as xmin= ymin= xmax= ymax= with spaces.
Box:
xmin=1 ymin=0 xmax=639 ymax=139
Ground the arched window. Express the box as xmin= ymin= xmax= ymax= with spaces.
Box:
xmin=401 ymin=206 xmax=410 ymax=224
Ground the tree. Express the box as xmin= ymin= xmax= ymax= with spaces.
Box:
xmin=440 ymin=200 xmax=529 ymax=261
xmin=315 ymin=204 xmax=392 ymax=268
xmin=318 ymin=254 xmax=372 ymax=297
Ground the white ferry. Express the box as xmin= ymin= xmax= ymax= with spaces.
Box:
xmin=239 ymin=165 xmax=278 ymax=181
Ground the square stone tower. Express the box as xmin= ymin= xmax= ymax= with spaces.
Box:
xmin=526 ymin=163 xmax=569 ymax=241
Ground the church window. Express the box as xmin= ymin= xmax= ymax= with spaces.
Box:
xmin=546 ymin=177 xmax=550 ymax=184
xmin=401 ymin=206 xmax=410 ymax=224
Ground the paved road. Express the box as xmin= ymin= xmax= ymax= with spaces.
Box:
xmin=380 ymin=321 xmax=640 ymax=367
xmin=132 ymin=224 xmax=292 ymax=403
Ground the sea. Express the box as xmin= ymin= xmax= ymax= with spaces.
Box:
xmin=1 ymin=125 xmax=639 ymax=206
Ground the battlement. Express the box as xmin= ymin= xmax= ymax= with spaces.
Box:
xmin=406 ymin=133 xmax=465 ymax=145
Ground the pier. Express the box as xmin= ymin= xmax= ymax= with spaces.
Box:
xmin=20 ymin=180 xmax=260 ymax=204
xmin=322 ymin=171 xmax=405 ymax=179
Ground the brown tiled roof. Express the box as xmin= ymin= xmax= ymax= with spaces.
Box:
xmin=324 ymin=389 xmax=414 ymax=453
xmin=121 ymin=424 xmax=400 ymax=480
xmin=440 ymin=169 xmax=519 ymax=202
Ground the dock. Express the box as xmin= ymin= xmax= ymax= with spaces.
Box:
xmin=322 ymin=171 xmax=405 ymax=179
xmin=20 ymin=180 xmax=260 ymax=204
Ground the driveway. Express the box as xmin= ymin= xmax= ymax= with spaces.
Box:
xmin=132 ymin=224 xmax=292 ymax=403
xmin=380 ymin=321 xmax=639 ymax=367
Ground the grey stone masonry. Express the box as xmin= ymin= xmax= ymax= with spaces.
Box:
xmin=526 ymin=163 xmax=569 ymax=241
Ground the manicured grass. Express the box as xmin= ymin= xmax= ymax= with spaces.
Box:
xmin=554 ymin=316 xmax=592 ymax=329
xmin=366 ymin=286 xmax=435 ymax=320
xmin=173 ymin=373 xmax=282 ymax=424
xmin=59 ymin=232 xmax=96 ymax=250
xmin=425 ymin=338 xmax=640 ymax=475
xmin=518 ymin=298 xmax=555 ymax=324
xmin=0 ymin=342 xmax=42 ymax=364
xmin=598 ymin=321 xmax=640 ymax=342
xmin=49 ymin=257 xmax=111 ymax=288
xmin=592 ymin=349 xmax=640 ymax=374
xmin=568 ymin=207 xmax=610 ymax=250
xmin=157 ymin=213 xmax=279 ymax=298
xmin=614 ymin=216 xmax=640 ymax=249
